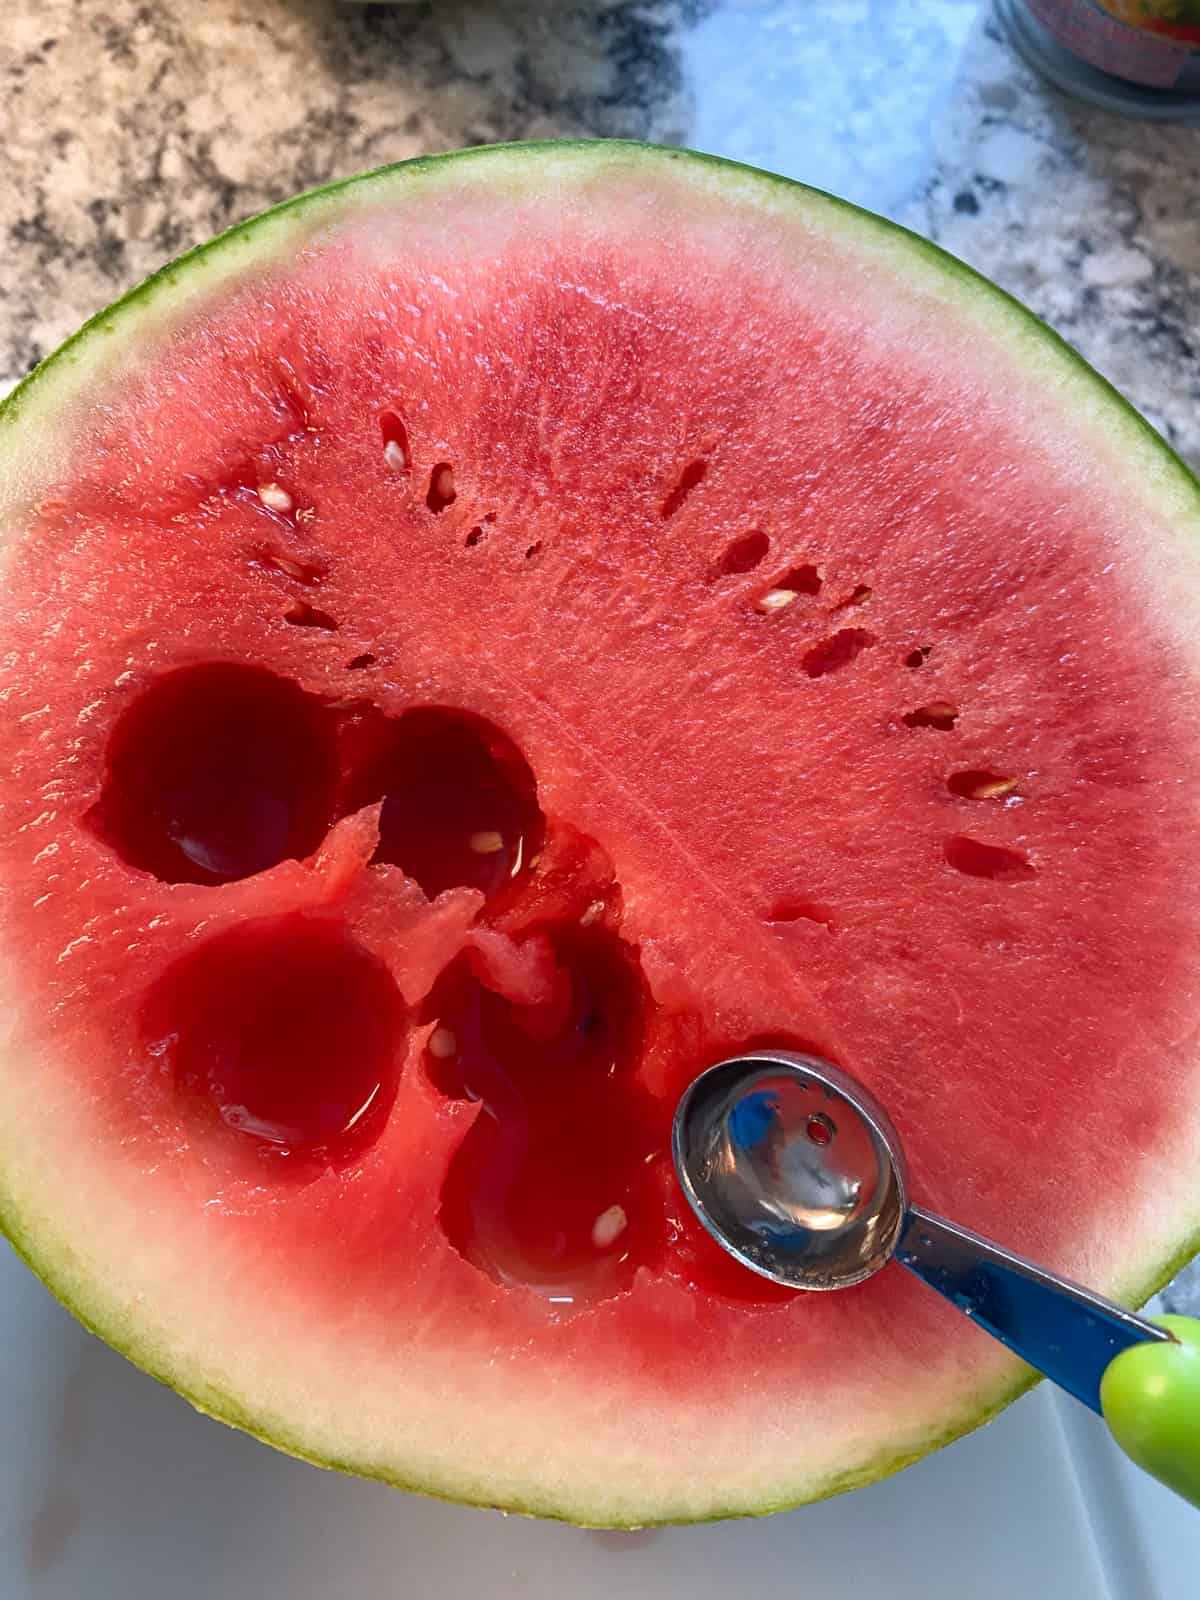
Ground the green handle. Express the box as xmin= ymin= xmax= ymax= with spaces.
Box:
xmin=1100 ymin=1314 xmax=1200 ymax=1508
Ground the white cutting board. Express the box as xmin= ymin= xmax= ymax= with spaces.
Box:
xmin=2 ymin=1242 xmax=1193 ymax=1600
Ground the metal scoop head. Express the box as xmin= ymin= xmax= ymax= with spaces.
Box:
xmin=671 ymin=1050 xmax=909 ymax=1290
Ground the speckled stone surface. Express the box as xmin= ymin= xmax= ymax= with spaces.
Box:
xmin=2 ymin=0 xmax=1200 ymax=1310
xmin=2 ymin=0 xmax=1199 ymax=464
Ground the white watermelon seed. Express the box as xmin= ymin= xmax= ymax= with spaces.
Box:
xmin=257 ymin=482 xmax=293 ymax=513
xmin=591 ymin=1205 xmax=627 ymax=1249
xmin=428 ymin=1027 xmax=458 ymax=1059
xmin=469 ymin=829 xmax=504 ymax=854
xmin=579 ymin=899 xmax=605 ymax=927
xmin=755 ymin=588 xmax=798 ymax=613
xmin=383 ymin=439 xmax=408 ymax=472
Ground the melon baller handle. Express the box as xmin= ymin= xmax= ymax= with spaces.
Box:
xmin=896 ymin=1208 xmax=1200 ymax=1509
xmin=896 ymin=1206 xmax=1167 ymax=1414
xmin=673 ymin=1052 xmax=1200 ymax=1510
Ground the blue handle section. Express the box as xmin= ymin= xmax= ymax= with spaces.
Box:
xmin=896 ymin=1206 xmax=1169 ymax=1415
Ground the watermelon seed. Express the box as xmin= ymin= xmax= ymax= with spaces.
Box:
xmin=659 ymin=458 xmax=707 ymax=519
xmin=283 ymin=600 xmax=339 ymax=631
xmin=947 ymin=770 xmax=1019 ymax=801
xmin=714 ymin=531 xmax=769 ymax=577
xmin=379 ymin=410 xmax=410 ymax=472
xmin=469 ymin=830 xmax=505 ymax=855
xmin=904 ymin=645 xmax=933 ymax=668
xmin=580 ymin=899 xmax=606 ymax=927
xmin=426 ymin=463 xmax=457 ymax=513
xmin=801 ymin=628 xmax=877 ymax=679
xmin=591 ymin=1205 xmax=628 ymax=1249
xmin=904 ymin=702 xmax=959 ymax=730
xmin=944 ymin=835 xmax=1036 ymax=881
xmin=428 ymin=1027 xmax=458 ymax=1060
xmin=755 ymin=588 xmax=799 ymax=613
xmin=256 ymin=482 xmax=293 ymax=514
xmin=345 ymin=653 xmax=377 ymax=670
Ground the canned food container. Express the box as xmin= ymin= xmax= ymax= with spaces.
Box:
xmin=997 ymin=0 xmax=1200 ymax=116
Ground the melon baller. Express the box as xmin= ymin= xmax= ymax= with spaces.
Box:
xmin=672 ymin=1050 xmax=1200 ymax=1507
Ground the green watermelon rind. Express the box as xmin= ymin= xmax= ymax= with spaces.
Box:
xmin=2 ymin=139 xmax=1199 ymax=1525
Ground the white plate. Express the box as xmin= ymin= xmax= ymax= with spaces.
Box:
xmin=3 ymin=1241 xmax=1191 ymax=1600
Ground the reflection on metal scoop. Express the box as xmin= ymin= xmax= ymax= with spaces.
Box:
xmin=672 ymin=1051 xmax=1170 ymax=1405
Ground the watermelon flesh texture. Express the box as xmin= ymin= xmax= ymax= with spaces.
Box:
xmin=3 ymin=143 xmax=1200 ymax=1523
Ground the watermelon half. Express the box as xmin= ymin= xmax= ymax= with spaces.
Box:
xmin=2 ymin=141 xmax=1200 ymax=1526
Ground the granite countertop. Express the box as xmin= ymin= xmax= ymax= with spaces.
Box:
xmin=2 ymin=0 xmax=1200 ymax=1310
xmin=3 ymin=0 xmax=1198 ymax=463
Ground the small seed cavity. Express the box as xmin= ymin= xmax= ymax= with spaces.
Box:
xmin=766 ymin=896 xmax=835 ymax=929
xmin=948 ymin=769 xmax=1019 ymax=801
xmin=660 ymin=458 xmax=707 ymax=519
xmin=802 ymin=628 xmax=877 ymax=679
xmin=379 ymin=410 xmax=410 ymax=472
xmin=904 ymin=702 xmax=959 ymax=731
xmin=427 ymin=463 xmax=457 ymax=513
xmin=249 ymin=547 xmax=326 ymax=586
xmin=714 ymin=531 xmax=770 ymax=577
xmin=591 ymin=1204 xmax=628 ymax=1249
xmin=283 ymin=600 xmax=339 ymax=631
xmin=428 ymin=1027 xmax=458 ymax=1060
xmin=257 ymin=482 xmax=293 ymax=514
xmin=469 ymin=829 xmax=505 ymax=855
xmin=905 ymin=645 xmax=933 ymax=669
xmin=465 ymin=526 xmax=486 ymax=548
xmin=524 ymin=541 xmax=544 ymax=561
xmin=755 ymin=564 xmax=822 ymax=610
xmin=944 ymin=835 xmax=1036 ymax=881
xmin=835 ymin=583 xmax=872 ymax=610
xmin=777 ymin=564 xmax=822 ymax=596
xmin=346 ymin=653 xmax=377 ymax=670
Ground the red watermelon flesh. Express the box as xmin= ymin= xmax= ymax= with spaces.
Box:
xmin=2 ymin=142 xmax=1200 ymax=1523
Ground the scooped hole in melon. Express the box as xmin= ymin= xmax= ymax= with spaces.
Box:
xmin=344 ymin=706 xmax=544 ymax=902
xmin=142 ymin=914 xmax=408 ymax=1163
xmin=87 ymin=663 xmax=339 ymax=886
xmin=425 ymin=926 xmax=665 ymax=1302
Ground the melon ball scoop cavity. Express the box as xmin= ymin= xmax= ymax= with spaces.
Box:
xmin=673 ymin=1051 xmax=1200 ymax=1507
